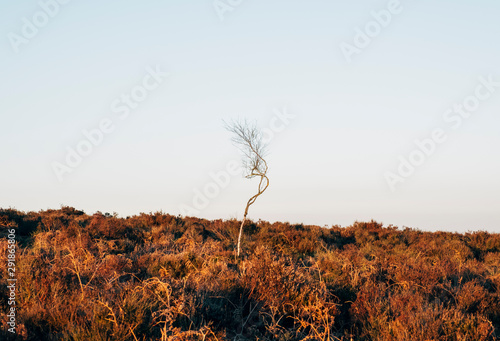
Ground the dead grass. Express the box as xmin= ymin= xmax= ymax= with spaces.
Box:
xmin=0 ymin=208 xmax=499 ymax=340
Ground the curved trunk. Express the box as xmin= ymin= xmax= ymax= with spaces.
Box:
xmin=236 ymin=174 xmax=269 ymax=257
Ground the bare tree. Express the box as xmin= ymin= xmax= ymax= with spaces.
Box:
xmin=225 ymin=120 xmax=269 ymax=257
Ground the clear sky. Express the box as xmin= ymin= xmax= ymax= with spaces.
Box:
xmin=1 ymin=0 xmax=499 ymax=233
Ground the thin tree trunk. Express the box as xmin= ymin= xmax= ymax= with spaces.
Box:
xmin=237 ymin=216 xmax=246 ymax=257
xmin=236 ymin=175 xmax=268 ymax=257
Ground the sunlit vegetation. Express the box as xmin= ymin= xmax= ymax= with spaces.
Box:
xmin=1 ymin=207 xmax=499 ymax=340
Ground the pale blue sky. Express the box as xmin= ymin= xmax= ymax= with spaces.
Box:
xmin=1 ymin=0 xmax=499 ymax=232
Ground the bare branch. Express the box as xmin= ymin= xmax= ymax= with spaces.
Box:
xmin=225 ymin=119 xmax=268 ymax=178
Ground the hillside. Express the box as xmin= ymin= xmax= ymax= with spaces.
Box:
xmin=1 ymin=207 xmax=499 ymax=340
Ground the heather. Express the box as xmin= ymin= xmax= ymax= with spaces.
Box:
xmin=1 ymin=207 xmax=499 ymax=340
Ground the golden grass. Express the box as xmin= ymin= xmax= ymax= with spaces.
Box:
xmin=0 ymin=208 xmax=499 ymax=340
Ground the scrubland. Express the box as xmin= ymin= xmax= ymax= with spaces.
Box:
xmin=1 ymin=207 xmax=499 ymax=340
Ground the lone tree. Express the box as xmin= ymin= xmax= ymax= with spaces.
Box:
xmin=226 ymin=120 xmax=269 ymax=257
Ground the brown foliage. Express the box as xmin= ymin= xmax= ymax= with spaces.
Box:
xmin=0 ymin=209 xmax=499 ymax=340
